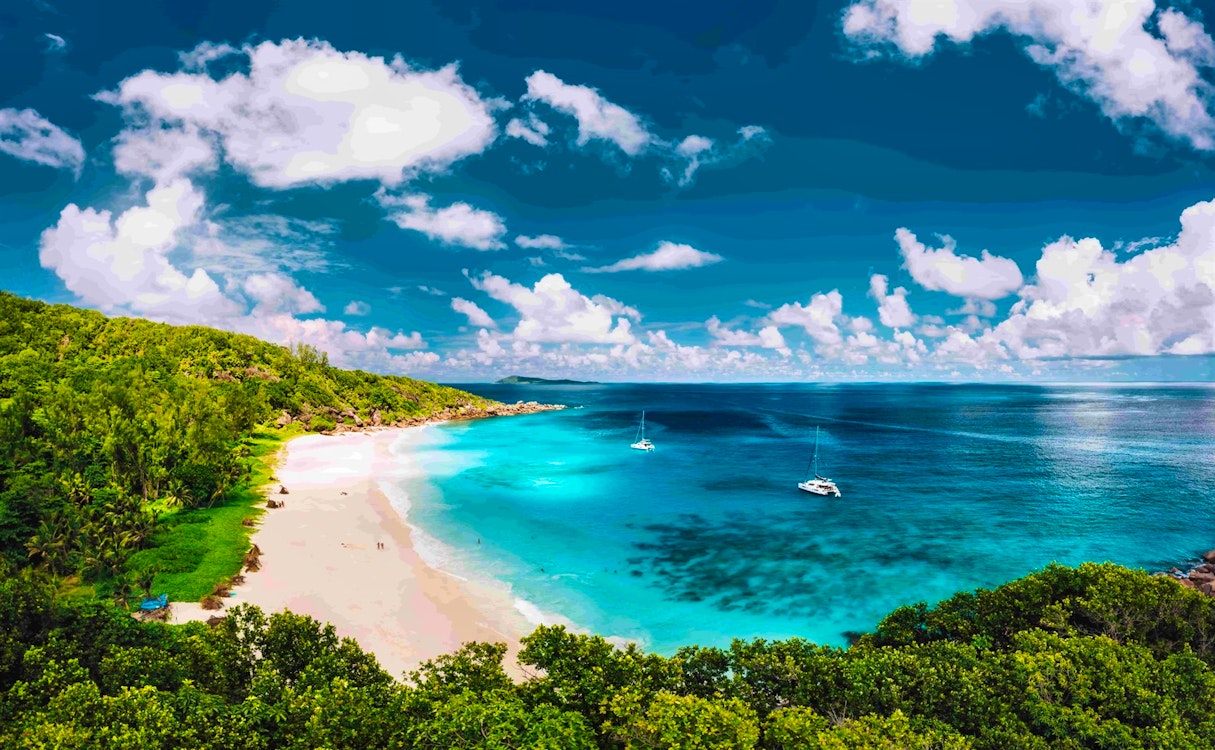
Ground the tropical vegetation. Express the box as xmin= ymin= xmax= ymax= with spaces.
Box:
xmin=2 ymin=292 xmax=1212 ymax=747
xmin=0 ymin=292 xmax=489 ymax=600
xmin=1 ymin=562 xmax=1213 ymax=748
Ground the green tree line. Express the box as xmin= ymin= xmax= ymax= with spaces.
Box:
xmin=0 ymin=293 xmax=488 ymax=593
xmin=1 ymin=561 xmax=1213 ymax=748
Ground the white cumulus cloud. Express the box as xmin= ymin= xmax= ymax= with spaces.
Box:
xmin=990 ymin=197 xmax=1215 ymax=358
xmin=39 ymin=175 xmax=433 ymax=375
xmin=379 ymin=193 xmax=507 ymax=250
xmin=476 ymin=328 xmax=506 ymax=358
xmin=243 ymin=272 xmax=325 ymax=315
xmin=104 ymin=38 xmax=498 ymax=188
xmin=584 ymin=241 xmax=723 ymax=273
xmin=662 ymin=127 xmax=771 ymax=186
xmin=38 ymin=179 xmax=237 ymax=323
xmin=112 ymin=123 xmax=216 ymax=183
xmin=676 ymin=134 xmax=713 ymax=157
xmin=842 ymin=0 xmax=1215 ymax=150
xmin=0 ymin=108 xmax=85 ymax=175
xmin=523 ymin=70 xmax=652 ymax=156
xmin=869 ymin=273 xmax=916 ymax=328
xmin=242 ymin=314 xmax=427 ymax=359
xmin=768 ymin=290 xmax=846 ymax=347
xmin=344 ymin=300 xmax=371 ymax=316
xmin=517 ymin=72 xmax=767 ymax=186
xmin=451 ymin=296 xmax=496 ymax=328
xmin=468 ymin=271 xmax=638 ymax=345
xmin=515 ymin=234 xmax=568 ymax=250
xmin=897 ymin=228 xmax=1023 ymax=299
xmin=505 ymin=114 xmax=551 ymax=147
xmin=948 ymin=298 xmax=997 ymax=318
xmin=707 ymin=316 xmax=790 ymax=356
xmin=669 ymin=134 xmax=714 ymax=185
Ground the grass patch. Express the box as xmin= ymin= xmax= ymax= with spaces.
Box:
xmin=58 ymin=579 xmax=96 ymax=605
xmin=126 ymin=426 xmax=299 ymax=602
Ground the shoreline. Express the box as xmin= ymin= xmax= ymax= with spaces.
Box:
xmin=170 ymin=424 xmax=540 ymax=680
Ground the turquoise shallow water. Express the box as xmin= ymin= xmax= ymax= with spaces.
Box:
xmin=387 ymin=383 xmax=1215 ymax=653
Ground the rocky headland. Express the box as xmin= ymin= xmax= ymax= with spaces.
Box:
xmin=273 ymin=400 xmax=566 ymax=434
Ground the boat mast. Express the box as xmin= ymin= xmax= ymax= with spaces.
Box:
xmin=813 ymin=426 xmax=820 ymax=478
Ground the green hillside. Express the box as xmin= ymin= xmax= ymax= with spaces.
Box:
xmin=0 ymin=292 xmax=491 ymax=599
xmin=2 ymin=561 xmax=1215 ymax=748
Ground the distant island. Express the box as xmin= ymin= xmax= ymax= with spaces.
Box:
xmin=497 ymin=375 xmax=599 ymax=385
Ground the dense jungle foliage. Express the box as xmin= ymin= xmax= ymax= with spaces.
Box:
xmin=0 ymin=293 xmax=488 ymax=595
xmin=2 ymin=561 xmax=1214 ymax=748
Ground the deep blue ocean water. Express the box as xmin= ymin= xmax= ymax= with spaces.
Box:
xmin=386 ymin=383 xmax=1215 ymax=654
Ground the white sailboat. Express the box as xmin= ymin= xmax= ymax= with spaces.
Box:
xmin=798 ymin=426 xmax=841 ymax=497
xmin=631 ymin=410 xmax=655 ymax=451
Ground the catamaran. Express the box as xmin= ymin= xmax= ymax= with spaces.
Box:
xmin=798 ymin=426 xmax=840 ymax=497
xmin=631 ymin=410 xmax=655 ymax=451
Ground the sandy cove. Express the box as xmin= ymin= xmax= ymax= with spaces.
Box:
xmin=171 ymin=427 xmax=534 ymax=680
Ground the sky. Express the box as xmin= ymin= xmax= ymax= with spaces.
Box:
xmin=2 ymin=0 xmax=1215 ymax=382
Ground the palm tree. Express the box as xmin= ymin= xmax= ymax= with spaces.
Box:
xmin=136 ymin=568 xmax=157 ymax=600
xmin=59 ymin=472 xmax=91 ymax=508
xmin=111 ymin=576 xmax=136 ymax=610
xmin=26 ymin=519 xmax=68 ymax=573
xmin=25 ymin=528 xmax=55 ymax=570
xmin=137 ymin=510 xmax=157 ymax=537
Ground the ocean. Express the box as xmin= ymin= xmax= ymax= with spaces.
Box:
xmin=381 ymin=383 xmax=1215 ymax=654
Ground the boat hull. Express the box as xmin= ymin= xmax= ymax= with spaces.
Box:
xmin=798 ymin=480 xmax=841 ymax=497
xmin=630 ymin=441 xmax=654 ymax=452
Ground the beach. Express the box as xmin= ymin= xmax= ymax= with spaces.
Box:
xmin=171 ymin=426 xmax=533 ymax=680
xmin=158 ymin=382 xmax=1215 ymax=663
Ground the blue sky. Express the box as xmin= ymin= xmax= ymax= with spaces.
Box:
xmin=3 ymin=0 xmax=1215 ymax=382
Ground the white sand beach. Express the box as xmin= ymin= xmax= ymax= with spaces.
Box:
xmin=170 ymin=427 xmax=533 ymax=680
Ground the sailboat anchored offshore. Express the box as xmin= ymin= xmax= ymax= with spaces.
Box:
xmin=631 ymin=411 xmax=655 ymax=451
xmin=798 ymin=426 xmax=841 ymax=497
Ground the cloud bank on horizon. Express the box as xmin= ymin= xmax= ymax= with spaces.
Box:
xmin=5 ymin=1 xmax=1215 ymax=381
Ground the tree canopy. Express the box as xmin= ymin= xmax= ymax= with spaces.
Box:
xmin=1 ymin=562 xmax=1213 ymax=748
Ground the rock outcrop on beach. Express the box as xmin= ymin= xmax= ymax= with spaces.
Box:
xmin=310 ymin=400 xmax=565 ymax=434
xmin=1162 ymin=550 xmax=1215 ymax=596
xmin=396 ymin=399 xmax=566 ymax=425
